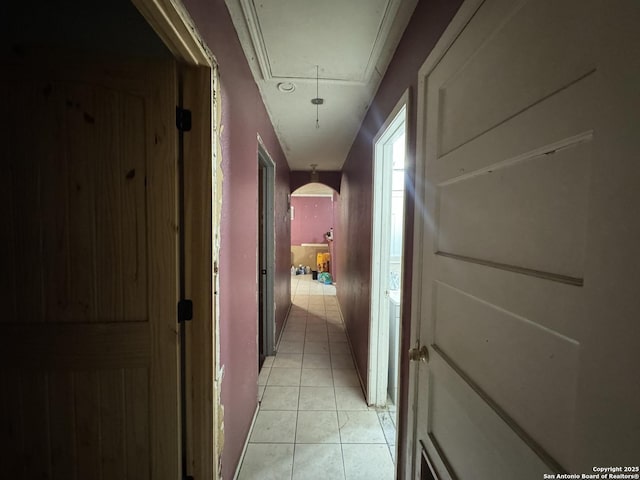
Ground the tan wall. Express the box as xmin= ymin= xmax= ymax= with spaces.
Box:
xmin=291 ymin=246 xmax=329 ymax=270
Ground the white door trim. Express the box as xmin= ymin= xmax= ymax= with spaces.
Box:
xmin=368 ymin=91 xmax=409 ymax=407
xmin=406 ymin=1 xmax=485 ymax=477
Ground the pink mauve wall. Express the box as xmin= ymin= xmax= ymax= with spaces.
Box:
xmin=291 ymin=196 xmax=334 ymax=245
xmin=180 ymin=1 xmax=291 ymax=478
xmin=336 ymin=0 xmax=463 ymax=476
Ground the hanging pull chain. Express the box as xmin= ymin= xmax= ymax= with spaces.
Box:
xmin=311 ymin=65 xmax=324 ymax=128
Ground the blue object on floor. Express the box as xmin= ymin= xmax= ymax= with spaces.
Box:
xmin=318 ymin=272 xmax=332 ymax=284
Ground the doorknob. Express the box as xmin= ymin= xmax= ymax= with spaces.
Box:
xmin=409 ymin=345 xmax=429 ymax=363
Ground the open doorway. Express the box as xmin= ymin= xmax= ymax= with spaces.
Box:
xmin=368 ymin=94 xmax=408 ymax=413
xmin=290 ymin=182 xmax=337 ymax=287
xmin=258 ymin=142 xmax=276 ymax=369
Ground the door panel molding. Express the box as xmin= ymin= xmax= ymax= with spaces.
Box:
xmin=423 ymin=437 xmax=456 ymax=480
xmin=434 ymin=251 xmax=584 ymax=286
xmin=2 ymin=322 xmax=150 ymax=369
xmin=430 ymin=345 xmax=566 ymax=473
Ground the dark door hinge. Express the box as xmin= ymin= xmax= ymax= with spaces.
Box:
xmin=176 ymin=107 xmax=192 ymax=132
xmin=178 ymin=299 xmax=193 ymax=322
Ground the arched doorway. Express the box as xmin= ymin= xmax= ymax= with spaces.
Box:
xmin=290 ymin=182 xmax=339 ymax=284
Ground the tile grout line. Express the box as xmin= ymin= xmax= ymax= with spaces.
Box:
xmin=325 ymin=294 xmax=348 ymax=478
xmin=291 ymin=288 xmax=302 ymax=480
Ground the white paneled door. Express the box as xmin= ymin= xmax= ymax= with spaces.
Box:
xmin=409 ymin=0 xmax=640 ymax=478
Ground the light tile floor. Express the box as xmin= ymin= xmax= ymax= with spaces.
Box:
xmin=238 ymin=274 xmax=396 ymax=480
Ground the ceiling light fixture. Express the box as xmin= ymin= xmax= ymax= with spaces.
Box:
xmin=310 ymin=164 xmax=320 ymax=183
xmin=277 ymin=81 xmax=296 ymax=93
xmin=311 ymin=65 xmax=323 ymax=129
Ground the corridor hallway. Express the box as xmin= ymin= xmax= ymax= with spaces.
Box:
xmin=237 ymin=274 xmax=396 ymax=480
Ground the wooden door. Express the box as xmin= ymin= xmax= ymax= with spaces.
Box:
xmin=410 ymin=0 xmax=640 ymax=478
xmin=0 ymin=54 xmax=180 ymax=479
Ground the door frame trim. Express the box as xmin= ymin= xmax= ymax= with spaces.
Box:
xmin=406 ymin=0 xmax=485 ymax=478
xmin=131 ymin=0 xmax=215 ymax=66
xmin=131 ymin=1 xmax=221 ymax=479
xmin=258 ymin=137 xmax=277 ymax=357
xmin=368 ymin=90 xmax=409 ymax=407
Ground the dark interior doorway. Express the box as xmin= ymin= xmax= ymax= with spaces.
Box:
xmin=258 ymin=144 xmax=275 ymax=370
xmin=258 ymin=162 xmax=266 ymax=369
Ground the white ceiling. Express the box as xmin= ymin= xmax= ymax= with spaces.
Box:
xmin=225 ymin=0 xmax=417 ymax=171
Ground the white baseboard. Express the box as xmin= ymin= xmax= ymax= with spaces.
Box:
xmin=232 ymin=403 xmax=260 ymax=480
